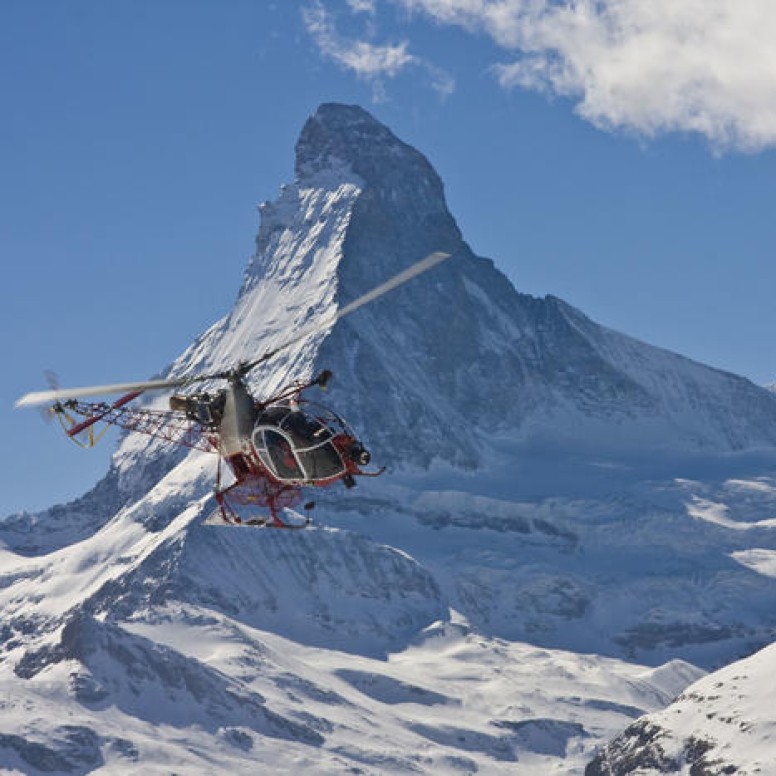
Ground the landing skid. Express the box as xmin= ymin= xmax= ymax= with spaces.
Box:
xmin=203 ymin=501 xmax=312 ymax=529
xmin=206 ymin=469 xmax=313 ymax=529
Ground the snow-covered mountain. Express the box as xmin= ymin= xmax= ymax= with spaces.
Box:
xmin=586 ymin=637 xmax=776 ymax=774
xmin=266 ymin=105 xmax=776 ymax=466
xmin=3 ymin=103 xmax=776 ymax=773
xmin=172 ymin=102 xmax=776 ymax=473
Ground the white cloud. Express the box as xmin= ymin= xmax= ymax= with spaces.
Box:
xmin=346 ymin=0 xmax=377 ymax=13
xmin=304 ymin=2 xmax=414 ymax=81
xmin=426 ymin=62 xmax=456 ymax=99
xmin=303 ymin=1 xmax=455 ymax=100
xmin=397 ymin=0 xmax=776 ymax=151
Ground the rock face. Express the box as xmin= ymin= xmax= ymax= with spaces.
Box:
xmin=3 ymin=103 xmax=776 ymax=774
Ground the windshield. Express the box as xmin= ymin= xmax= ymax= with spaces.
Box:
xmin=252 ymin=404 xmax=345 ymax=483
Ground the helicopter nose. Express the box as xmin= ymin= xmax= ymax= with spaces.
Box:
xmin=350 ymin=444 xmax=371 ymax=466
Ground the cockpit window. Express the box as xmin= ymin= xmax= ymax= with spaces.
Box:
xmin=252 ymin=404 xmax=345 ymax=483
xmin=284 ymin=411 xmax=332 ymax=447
xmin=262 ymin=429 xmax=304 ymax=480
xmin=297 ymin=440 xmax=343 ymax=480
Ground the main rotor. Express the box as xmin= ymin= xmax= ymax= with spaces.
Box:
xmin=16 ymin=251 xmax=451 ymax=409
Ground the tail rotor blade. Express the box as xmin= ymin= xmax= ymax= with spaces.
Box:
xmin=44 ymin=369 xmax=60 ymax=392
xmin=36 ymin=370 xmax=61 ymax=422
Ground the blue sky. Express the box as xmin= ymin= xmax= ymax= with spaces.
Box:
xmin=2 ymin=0 xmax=775 ymax=514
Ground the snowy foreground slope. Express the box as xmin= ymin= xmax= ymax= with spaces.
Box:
xmin=0 ymin=460 xmax=704 ymax=774
xmin=3 ymin=103 xmax=776 ymax=773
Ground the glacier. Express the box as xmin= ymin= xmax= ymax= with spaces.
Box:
xmin=2 ymin=102 xmax=776 ymax=774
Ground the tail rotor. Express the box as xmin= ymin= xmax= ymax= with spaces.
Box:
xmin=37 ymin=370 xmax=60 ymax=424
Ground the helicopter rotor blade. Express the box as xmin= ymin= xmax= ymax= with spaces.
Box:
xmin=14 ymin=376 xmax=197 ymax=409
xmin=15 ymin=250 xmax=452 ymax=409
xmin=238 ymin=250 xmax=452 ymax=374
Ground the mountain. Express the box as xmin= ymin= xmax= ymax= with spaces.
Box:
xmin=173 ymin=102 xmax=776 ymax=476
xmin=270 ymin=104 xmax=776 ymax=467
xmin=3 ymin=102 xmax=776 ymax=773
xmin=586 ymin=637 xmax=776 ymax=774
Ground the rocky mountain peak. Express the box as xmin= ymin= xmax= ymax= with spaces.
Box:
xmin=295 ymin=103 xmax=434 ymax=186
xmin=294 ymin=104 xmax=456 ymax=246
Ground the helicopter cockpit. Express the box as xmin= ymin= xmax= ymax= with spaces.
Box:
xmin=251 ymin=402 xmax=363 ymax=484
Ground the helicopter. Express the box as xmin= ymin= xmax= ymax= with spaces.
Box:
xmin=15 ymin=251 xmax=451 ymax=529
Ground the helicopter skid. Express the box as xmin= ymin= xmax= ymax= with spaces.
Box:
xmin=203 ymin=502 xmax=311 ymax=530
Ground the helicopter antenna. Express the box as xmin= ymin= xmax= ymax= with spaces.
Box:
xmin=15 ymin=250 xmax=452 ymax=408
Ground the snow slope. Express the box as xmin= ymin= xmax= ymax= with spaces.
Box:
xmin=0 ymin=453 xmax=707 ymax=775
xmin=585 ymin=639 xmax=776 ymax=774
xmin=3 ymin=103 xmax=776 ymax=773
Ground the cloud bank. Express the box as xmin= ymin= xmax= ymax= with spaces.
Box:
xmin=399 ymin=0 xmax=776 ymax=150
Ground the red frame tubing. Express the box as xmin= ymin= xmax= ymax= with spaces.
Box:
xmin=60 ymin=395 xmax=217 ymax=453
xmin=215 ymin=472 xmax=305 ymax=528
xmin=66 ymin=391 xmax=143 ymax=438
